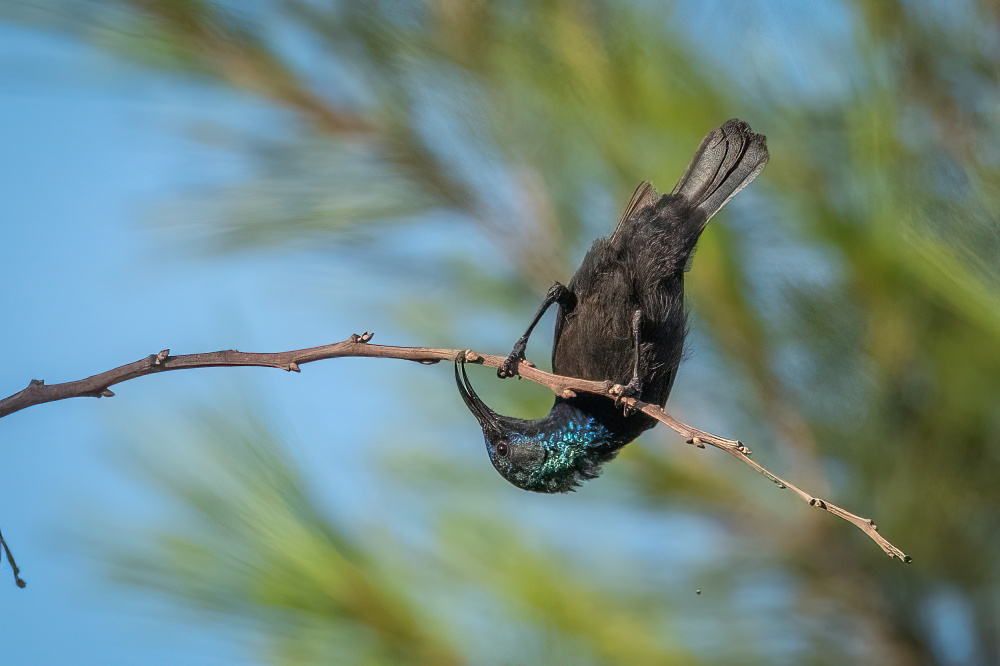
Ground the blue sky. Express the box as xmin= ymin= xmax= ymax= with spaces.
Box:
xmin=0 ymin=22 xmax=342 ymax=664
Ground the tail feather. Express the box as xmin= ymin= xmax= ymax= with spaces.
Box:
xmin=672 ymin=119 xmax=768 ymax=225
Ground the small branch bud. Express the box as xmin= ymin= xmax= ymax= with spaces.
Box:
xmin=686 ymin=437 xmax=706 ymax=449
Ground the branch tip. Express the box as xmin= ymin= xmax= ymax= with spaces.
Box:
xmin=0 ymin=529 xmax=25 ymax=589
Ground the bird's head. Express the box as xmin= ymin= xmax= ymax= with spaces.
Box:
xmin=454 ymin=356 xmax=615 ymax=493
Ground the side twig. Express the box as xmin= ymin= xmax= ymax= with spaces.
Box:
xmin=0 ymin=528 xmax=26 ymax=588
xmin=0 ymin=332 xmax=910 ymax=567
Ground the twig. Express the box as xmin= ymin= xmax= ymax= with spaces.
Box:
xmin=0 ymin=332 xmax=910 ymax=565
xmin=632 ymin=403 xmax=910 ymax=563
xmin=0 ymin=528 xmax=26 ymax=588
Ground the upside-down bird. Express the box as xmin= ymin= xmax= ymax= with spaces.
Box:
xmin=456 ymin=119 xmax=768 ymax=492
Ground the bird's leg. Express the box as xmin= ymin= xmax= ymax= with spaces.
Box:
xmin=498 ymin=282 xmax=573 ymax=378
xmin=614 ymin=309 xmax=644 ymax=415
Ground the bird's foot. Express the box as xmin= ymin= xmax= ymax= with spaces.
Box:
xmin=498 ymin=338 xmax=528 ymax=378
xmin=610 ymin=378 xmax=642 ymax=416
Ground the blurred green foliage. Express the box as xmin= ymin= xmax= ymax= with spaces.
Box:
xmin=9 ymin=0 xmax=1000 ymax=663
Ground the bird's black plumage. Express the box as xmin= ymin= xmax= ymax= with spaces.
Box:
xmin=458 ymin=119 xmax=769 ymax=492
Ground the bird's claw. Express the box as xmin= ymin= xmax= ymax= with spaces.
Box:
xmin=498 ymin=339 xmax=527 ymax=378
xmin=611 ymin=379 xmax=642 ymax=416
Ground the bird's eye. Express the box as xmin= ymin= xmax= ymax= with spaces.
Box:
xmin=496 ymin=442 xmax=509 ymax=457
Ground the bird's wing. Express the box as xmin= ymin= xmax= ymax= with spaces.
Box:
xmin=609 ymin=181 xmax=660 ymax=243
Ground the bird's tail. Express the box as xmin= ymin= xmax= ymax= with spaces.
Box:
xmin=672 ymin=119 xmax=768 ymax=228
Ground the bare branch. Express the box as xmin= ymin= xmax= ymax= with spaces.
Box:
xmin=634 ymin=404 xmax=911 ymax=563
xmin=0 ymin=528 xmax=25 ymax=588
xmin=0 ymin=332 xmax=910 ymax=563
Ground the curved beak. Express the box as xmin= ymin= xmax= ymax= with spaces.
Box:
xmin=454 ymin=354 xmax=502 ymax=436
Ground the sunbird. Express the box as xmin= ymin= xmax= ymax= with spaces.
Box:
xmin=457 ymin=119 xmax=768 ymax=492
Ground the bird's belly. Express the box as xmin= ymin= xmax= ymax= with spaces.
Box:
xmin=552 ymin=274 xmax=686 ymax=404
xmin=552 ymin=314 xmax=633 ymax=383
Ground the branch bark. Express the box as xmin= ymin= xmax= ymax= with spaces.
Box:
xmin=0 ymin=332 xmax=910 ymax=565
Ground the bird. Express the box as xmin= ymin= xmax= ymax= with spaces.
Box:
xmin=456 ymin=119 xmax=769 ymax=493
